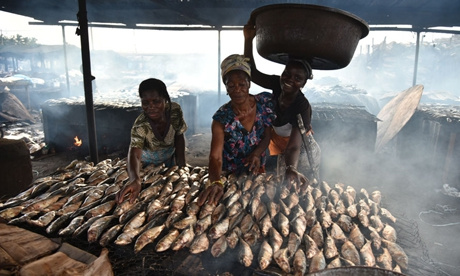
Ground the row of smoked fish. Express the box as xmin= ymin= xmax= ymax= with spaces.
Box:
xmin=0 ymin=158 xmax=408 ymax=275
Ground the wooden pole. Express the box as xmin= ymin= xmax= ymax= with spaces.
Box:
xmin=77 ymin=0 xmax=99 ymax=164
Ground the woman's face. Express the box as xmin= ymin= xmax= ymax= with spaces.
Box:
xmin=141 ymin=90 xmax=166 ymax=121
xmin=280 ymin=62 xmax=308 ymax=95
xmin=225 ymin=70 xmax=251 ymax=105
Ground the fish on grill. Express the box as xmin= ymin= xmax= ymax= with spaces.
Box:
xmin=0 ymin=206 xmax=25 ymax=220
xmin=349 ymin=223 xmax=366 ymax=250
xmin=226 ymin=226 xmax=242 ymax=249
xmin=360 ymin=239 xmax=376 ymax=266
xmin=382 ymin=239 xmax=408 ymax=270
xmin=309 ymin=249 xmax=326 ymax=273
xmin=210 ymin=235 xmax=227 ymax=257
xmin=324 ymin=232 xmax=339 ymax=259
xmin=238 ymin=239 xmax=253 ymax=267
xmin=269 ymin=227 xmax=283 ymax=254
xmin=257 ymin=240 xmax=273 ymax=270
xmin=46 ymin=213 xmax=72 ymax=234
xmin=310 ymin=221 xmax=324 ymax=248
xmin=100 ymin=224 xmax=124 ymax=247
xmin=0 ymin=158 xmax=410 ymax=274
xmin=303 ymin=233 xmax=320 ymax=259
xmin=274 ymin=247 xmax=291 ymax=273
xmin=134 ymin=224 xmax=166 ymax=253
xmin=377 ymin=247 xmax=393 ymax=270
xmin=382 ymin=223 xmax=397 ymax=242
xmin=293 ymin=248 xmax=307 ymax=276
xmin=28 ymin=211 xmax=56 ymax=228
xmin=189 ymin=233 xmax=209 ymax=254
xmin=87 ymin=215 xmax=117 ymax=243
xmin=172 ymin=225 xmax=195 ymax=251
xmin=59 ymin=215 xmax=85 ymax=236
xmin=327 ymin=256 xmax=341 ymax=269
xmin=155 ymin=228 xmax=180 ymax=252
xmin=208 ymin=216 xmax=230 ymax=240
xmin=341 ymin=240 xmax=360 ymax=265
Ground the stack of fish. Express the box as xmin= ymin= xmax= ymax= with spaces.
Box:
xmin=0 ymin=158 xmax=408 ymax=274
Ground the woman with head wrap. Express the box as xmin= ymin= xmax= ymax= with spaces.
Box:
xmin=197 ymin=54 xmax=275 ymax=206
xmin=116 ymin=78 xmax=187 ymax=204
xmin=244 ymin=24 xmax=321 ymax=189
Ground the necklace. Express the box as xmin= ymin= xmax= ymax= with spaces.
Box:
xmin=232 ymin=100 xmax=256 ymax=118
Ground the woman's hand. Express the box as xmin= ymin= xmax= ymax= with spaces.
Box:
xmin=197 ymin=182 xmax=224 ymax=207
xmin=285 ymin=166 xmax=308 ymax=192
xmin=245 ymin=154 xmax=261 ymax=175
xmin=116 ymin=179 xmax=142 ymax=204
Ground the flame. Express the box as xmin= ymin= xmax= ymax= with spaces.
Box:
xmin=74 ymin=136 xmax=82 ymax=147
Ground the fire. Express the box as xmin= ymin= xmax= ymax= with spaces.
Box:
xmin=74 ymin=136 xmax=82 ymax=147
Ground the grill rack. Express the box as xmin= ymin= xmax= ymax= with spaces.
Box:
xmin=392 ymin=213 xmax=449 ymax=276
xmin=60 ymin=212 xmax=447 ymax=276
xmin=6 ymin=200 xmax=448 ymax=275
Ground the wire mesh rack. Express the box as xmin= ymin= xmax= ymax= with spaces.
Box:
xmin=392 ymin=213 xmax=450 ymax=276
xmin=62 ymin=211 xmax=447 ymax=276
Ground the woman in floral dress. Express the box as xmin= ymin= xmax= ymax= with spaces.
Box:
xmin=198 ymin=54 xmax=275 ymax=206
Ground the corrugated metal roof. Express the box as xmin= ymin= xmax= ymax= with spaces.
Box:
xmin=0 ymin=0 xmax=459 ymax=29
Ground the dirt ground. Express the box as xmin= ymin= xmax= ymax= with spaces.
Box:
xmin=24 ymin=128 xmax=460 ymax=276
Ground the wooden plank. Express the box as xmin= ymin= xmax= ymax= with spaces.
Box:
xmin=0 ymin=223 xmax=60 ymax=265
xmin=375 ymin=84 xmax=424 ymax=152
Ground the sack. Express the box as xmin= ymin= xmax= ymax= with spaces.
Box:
xmin=295 ymin=113 xmax=321 ymax=181
xmin=301 ymin=133 xmax=321 ymax=181
xmin=275 ymin=132 xmax=321 ymax=182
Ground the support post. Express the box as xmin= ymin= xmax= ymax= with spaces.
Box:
xmin=217 ymin=29 xmax=222 ymax=105
xmin=77 ymin=0 xmax=99 ymax=164
xmin=61 ymin=25 xmax=71 ymax=96
xmin=412 ymin=30 xmax=421 ymax=86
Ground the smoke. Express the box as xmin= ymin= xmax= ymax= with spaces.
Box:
xmin=8 ymin=29 xmax=458 ymax=189
xmin=4 ymin=24 xmax=459 ymax=214
xmin=309 ymin=34 xmax=460 ymax=111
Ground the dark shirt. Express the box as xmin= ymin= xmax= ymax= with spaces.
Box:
xmin=268 ymin=75 xmax=312 ymax=132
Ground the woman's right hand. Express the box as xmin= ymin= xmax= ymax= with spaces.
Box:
xmin=285 ymin=166 xmax=308 ymax=192
xmin=116 ymin=179 xmax=142 ymax=204
xmin=243 ymin=24 xmax=256 ymax=40
xmin=197 ymin=182 xmax=224 ymax=207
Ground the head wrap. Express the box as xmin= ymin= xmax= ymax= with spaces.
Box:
xmin=289 ymin=58 xmax=313 ymax=80
xmin=221 ymin=54 xmax=251 ymax=81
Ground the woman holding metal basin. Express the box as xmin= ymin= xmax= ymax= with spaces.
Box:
xmin=244 ymin=24 xmax=321 ymax=189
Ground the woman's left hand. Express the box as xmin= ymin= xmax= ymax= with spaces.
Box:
xmin=116 ymin=179 xmax=141 ymax=204
xmin=245 ymin=154 xmax=261 ymax=174
xmin=197 ymin=182 xmax=224 ymax=206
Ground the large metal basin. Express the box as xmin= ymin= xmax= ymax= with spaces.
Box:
xmin=250 ymin=4 xmax=369 ymax=70
xmin=308 ymin=266 xmax=406 ymax=276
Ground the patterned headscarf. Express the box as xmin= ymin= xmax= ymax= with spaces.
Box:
xmin=221 ymin=54 xmax=251 ymax=81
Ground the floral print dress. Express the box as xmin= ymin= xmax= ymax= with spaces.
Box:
xmin=212 ymin=92 xmax=275 ymax=175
